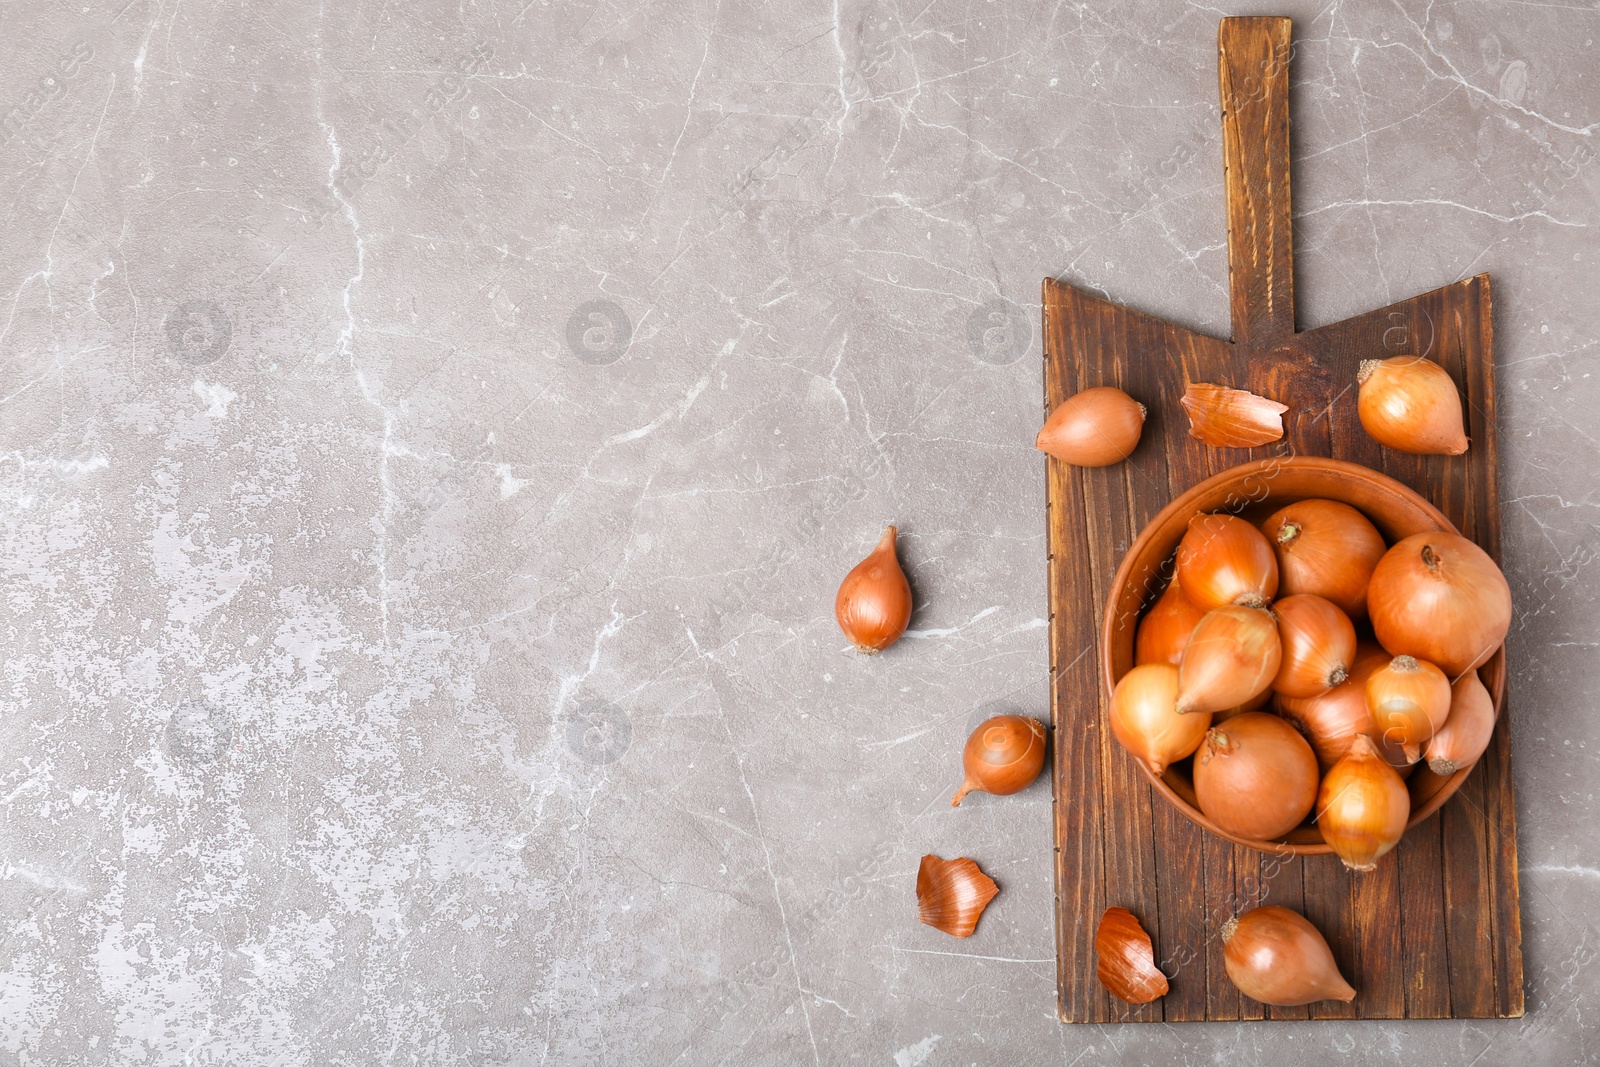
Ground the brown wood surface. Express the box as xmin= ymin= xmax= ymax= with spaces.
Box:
xmin=1045 ymin=16 xmax=1524 ymax=1023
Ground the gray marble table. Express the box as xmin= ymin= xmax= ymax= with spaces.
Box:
xmin=2 ymin=0 xmax=1596 ymax=1063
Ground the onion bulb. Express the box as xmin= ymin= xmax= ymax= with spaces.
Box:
xmin=1036 ymin=386 xmax=1146 ymax=466
xmin=1223 ymin=906 xmax=1356 ymax=1006
xmin=1175 ymin=514 xmax=1280 ymax=611
xmin=1271 ymin=594 xmax=1357 ymax=699
xmin=1110 ymin=664 xmax=1212 ymax=776
xmin=1261 ymin=499 xmax=1387 ymax=620
xmin=951 ymin=716 xmax=1047 ymax=806
xmin=834 ymin=525 xmax=913 ymax=654
xmin=1176 ymin=605 xmax=1281 ymax=715
xmin=1426 ymin=670 xmax=1497 ymax=777
xmin=916 ymin=855 xmax=999 ymax=938
xmin=1316 ymin=734 xmax=1411 ymax=871
xmin=1365 ymin=655 xmax=1451 ymax=764
xmin=1276 ymin=642 xmax=1405 ymax=773
xmin=1135 ymin=580 xmax=1206 ymax=666
xmin=1367 ymin=531 xmax=1511 ymax=677
xmin=1357 ymin=356 xmax=1469 ymax=455
xmin=1193 ymin=713 xmax=1319 ymax=841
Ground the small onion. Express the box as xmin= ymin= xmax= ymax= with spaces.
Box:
xmin=1223 ymin=906 xmax=1356 ymax=1006
xmin=1135 ymin=579 xmax=1206 ymax=667
xmin=951 ymin=716 xmax=1047 ymax=806
xmin=1175 ymin=514 xmax=1279 ymax=611
xmin=1110 ymin=663 xmax=1212 ymax=776
xmin=1365 ymin=655 xmax=1451 ymax=764
xmin=1367 ymin=531 xmax=1511 ymax=677
xmin=1193 ymin=712 xmax=1319 ymax=841
xmin=835 ymin=525 xmax=913 ymax=654
xmin=1175 ymin=605 xmax=1281 ymax=715
xmin=1357 ymin=356 xmax=1469 ymax=455
xmin=1276 ymin=642 xmax=1409 ymax=773
xmin=1316 ymin=734 xmax=1411 ymax=871
xmin=1426 ymin=670 xmax=1497 ymax=777
xmin=1271 ymin=594 xmax=1357 ymax=699
xmin=1261 ymin=499 xmax=1387 ymax=620
xmin=1035 ymin=386 xmax=1145 ymax=467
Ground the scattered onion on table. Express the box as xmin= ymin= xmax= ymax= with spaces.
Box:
xmin=1223 ymin=906 xmax=1356 ymax=1006
xmin=951 ymin=715 xmax=1047 ymax=807
xmin=1357 ymin=356 xmax=1469 ymax=455
xmin=1036 ymin=386 xmax=1146 ymax=466
xmin=834 ymin=525 xmax=913 ymax=654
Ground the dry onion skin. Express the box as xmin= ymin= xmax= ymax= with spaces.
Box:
xmin=1271 ymin=594 xmax=1357 ymax=699
xmin=834 ymin=525 xmax=913 ymax=654
xmin=1135 ymin=579 xmax=1207 ymax=667
xmin=1357 ymin=356 xmax=1469 ymax=455
xmin=1365 ymin=655 xmax=1452 ymax=764
xmin=1096 ymin=907 xmax=1169 ymax=1004
xmin=1035 ymin=386 xmax=1146 ymax=466
xmin=1110 ymin=664 xmax=1212 ymax=776
xmin=1260 ymin=499 xmax=1387 ymax=620
xmin=1425 ymin=670 xmax=1497 ymax=777
xmin=951 ymin=716 xmax=1047 ymax=807
xmin=1180 ymin=383 xmax=1289 ymax=448
xmin=1193 ymin=712 xmax=1319 ymax=841
xmin=916 ymin=855 xmax=999 ymax=938
xmin=1316 ymin=734 xmax=1411 ymax=871
xmin=1175 ymin=605 xmax=1281 ymax=716
xmin=1223 ymin=906 xmax=1356 ymax=1006
xmin=1367 ymin=531 xmax=1511 ymax=677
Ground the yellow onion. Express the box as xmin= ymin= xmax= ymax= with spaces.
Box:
xmin=1367 ymin=531 xmax=1511 ymax=676
xmin=834 ymin=525 xmax=913 ymax=653
xmin=1135 ymin=579 xmax=1207 ymax=666
xmin=1175 ymin=514 xmax=1279 ymax=611
xmin=951 ymin=716 xmax=1047 ymax=806
xmin=1261 ymin=499 xmax=1387 ymax=620
xmin=1271 ymin=594 xmax=1357 ymax=699
xmin=1276 ymin=642 xmax=1410 ymax=773
xmin=1425 ymin=670 xmax=1497 ymax=777
xmin=1175 ymin=605 xmax=1281 ymax=715
xmin=1365 ymin=655 xmax=1451 ymax=764
xmin=1316 ymin=734 xmax=1411 ymax=871
xmin=1110 ymin=664 xmax=1211 ymax=776
xmin=1035 ymin=386 xmax=1145 ymax=466
xmin=1193 ymin=713 xmax=1319 ymax=841
xmin=1357 ymin=356 xmax=1469 ymax=455
xmin=1223 ymin=906 xmax=1356 ymax=1006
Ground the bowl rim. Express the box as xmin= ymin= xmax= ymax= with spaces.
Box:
xmin=1100 ymin=456 xmax=1507 ymax=856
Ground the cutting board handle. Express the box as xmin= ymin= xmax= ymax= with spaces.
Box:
xmin=1219 ymin=16 xmax=1296 ymax=347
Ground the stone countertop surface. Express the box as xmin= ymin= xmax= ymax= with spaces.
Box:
xmin=2 ymin=0 xmax=1596 ymax=1063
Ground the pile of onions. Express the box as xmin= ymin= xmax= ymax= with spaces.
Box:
xmin=1111 ymin=497 xmax=1511 ymax=864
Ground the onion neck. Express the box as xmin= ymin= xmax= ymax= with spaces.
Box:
xmin=1276 ymin=520 xmax=1301 ymax=546
xmin=1421 ymin=544 xmax=1440 ymax=573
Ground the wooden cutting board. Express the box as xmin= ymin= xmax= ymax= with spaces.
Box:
xmin=1044 ymin=16 xmax=1523 ymax=1023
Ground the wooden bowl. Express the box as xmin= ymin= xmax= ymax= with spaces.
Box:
xmin=1102 ymin=456 xmax=1506 ymax=855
